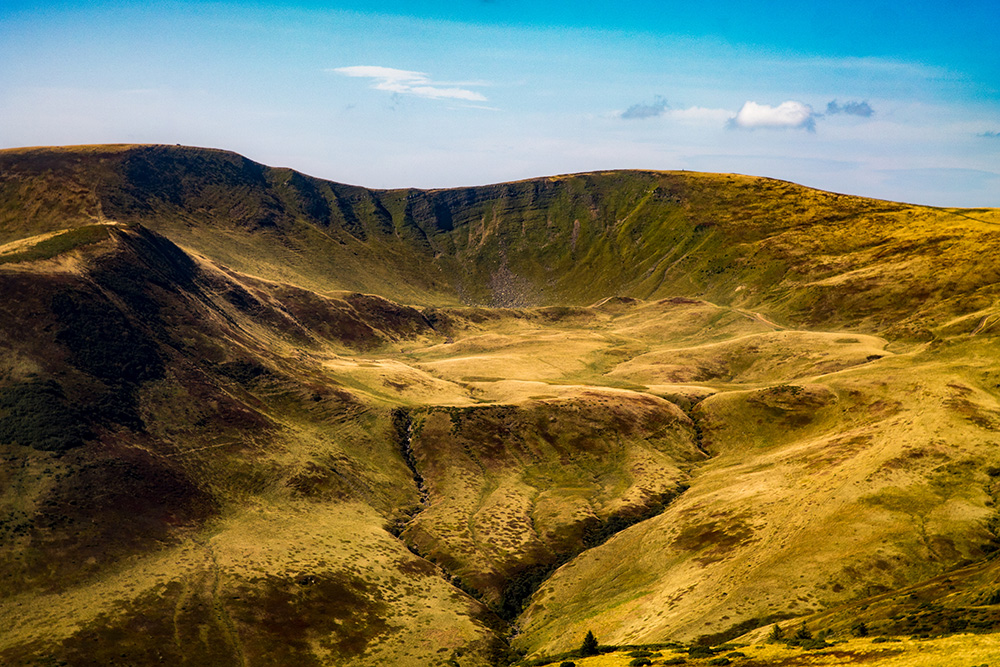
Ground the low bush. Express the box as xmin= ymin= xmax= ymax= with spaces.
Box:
xmin=688 ymin=645 xmax=721 ymax=658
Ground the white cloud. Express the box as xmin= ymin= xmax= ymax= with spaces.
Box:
xmin=334 ymin=65 xmax=421 ymax=81
xmin=332 ymin=65 xmax=487 ymax=102
xmin=729 ymin=101 xmax=816 ymax=131
xmin=668 ymin=106 xmax=732 ymax=123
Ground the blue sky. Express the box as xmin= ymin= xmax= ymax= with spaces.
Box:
xmin=1 ymin=1 xmax=998 ymax=206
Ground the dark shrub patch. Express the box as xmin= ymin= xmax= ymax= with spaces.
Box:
xmin=1 ymin=447 xmax=215 ymax=597
xmin=215 ymin=359 xmax=273 ymax=385
xmin=47 ymin=580 xmax=237 ymax=666
xmin=697 ymin=615 xmax=794 ymax=646
xmin=978 ymin=589 xmax=1000 ymax=605
xmin=227 ymin=571 xmax=393 ymax=663
xmin=0 ymin=379 xmax=90 ymax=451
xmin=498 ymin=562 xmax=557 ymax=620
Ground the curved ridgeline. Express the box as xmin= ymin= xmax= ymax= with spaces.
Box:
xmin=4 ymin=144 xmax=998 ymax=336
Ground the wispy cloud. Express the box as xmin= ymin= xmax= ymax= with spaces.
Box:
xmin=620 ymin=96 xmax=668 ymax=120
xmin=332 ymin=66 xmax=487 ymax=102
xmin=728 ymin=101 xmax=816 ymax=131
xmin=980 ymin=131 xmax=1000 ymax=138
xmin=826 ymin=100 xmax=875 ymax=117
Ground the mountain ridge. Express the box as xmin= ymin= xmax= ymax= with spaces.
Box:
xmin=8 ymin=143 xmax=998 ymax=335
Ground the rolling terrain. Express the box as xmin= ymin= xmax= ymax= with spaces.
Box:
xmin=2 ymin=144 xmax=1000 ymax=665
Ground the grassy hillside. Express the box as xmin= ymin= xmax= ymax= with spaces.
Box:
xmin=516 ymin=338 xmax=1000 ymax=652
xmin=2 ymin=145 xmax=1000 ymax=665
xmin=0 ymin=224 xmax=506 ymax=665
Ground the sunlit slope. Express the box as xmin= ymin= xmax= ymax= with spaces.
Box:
xmin=525 ymin=633 xmax=1000 ymax=667
xmin=515 ymin=335 xmax=1000 ymax=654
xmin=3 ymin=145 xmax=1000 ymax=334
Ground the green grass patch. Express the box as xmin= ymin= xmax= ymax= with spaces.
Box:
xmin=0 ymin=225 xmax=112 ymax=264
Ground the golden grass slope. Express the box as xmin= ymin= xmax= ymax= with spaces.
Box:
xmin=0 ymin=226 xmax=501 ymax=665
xmin=515 ymin=334 xmax=1000 ymax=656
xmin=401 ymin=391 xmax=702 ymax=612
xmin=0 ymin=503 xmax=499 ymax=667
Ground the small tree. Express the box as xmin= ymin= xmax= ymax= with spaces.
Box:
xmin=768 ymin=624 xmax=784 ymax=643
xmin=851 ymin=621 xmax=868 ymax=637
xmin=793 ymin=622 xmax=812 ymax=641
xmin=581 ymin=630 xmax=599 ymax=656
